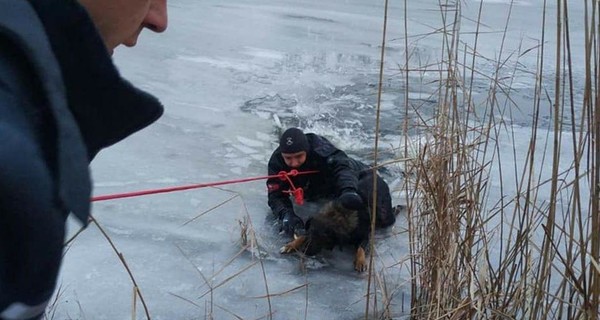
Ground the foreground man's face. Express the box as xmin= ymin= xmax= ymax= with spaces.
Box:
xmin=79 ymin=0 xmax=168 ymax=54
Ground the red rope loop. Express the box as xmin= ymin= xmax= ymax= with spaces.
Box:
xmin=278 ymin=170 xmax=305 ymax=205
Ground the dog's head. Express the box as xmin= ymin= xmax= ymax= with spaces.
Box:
xmin=300 ymin=217 xmax=338 ymax=255
xmin=297 ymin=201 xmax=358 ymax=256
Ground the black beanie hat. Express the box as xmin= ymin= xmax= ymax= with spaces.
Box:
xmin=279 ymin=128 xmax=309 ymax=153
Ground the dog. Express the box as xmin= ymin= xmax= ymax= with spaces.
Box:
xmin=280 ymin=200 xmax=397 ymax=272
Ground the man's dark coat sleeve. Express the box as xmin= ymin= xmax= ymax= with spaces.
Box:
xmin=0 ymin=36 xmax=63 ymax=318
xmin=310 ymin=134 xmax=364 ymax=196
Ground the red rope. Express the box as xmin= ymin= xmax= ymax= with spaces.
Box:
xmin=91 ymin=170 xmax=318 ymax=202
xmin=279 ymin=169 xmax=306 ymax=205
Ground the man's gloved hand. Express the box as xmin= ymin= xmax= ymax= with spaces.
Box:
xmin=337 ymin=190 xmax=364 ymax=210
xmin=281 ymin=210 xmax=305 ymax=236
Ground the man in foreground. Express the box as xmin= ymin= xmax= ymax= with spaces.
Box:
xmin=0 ymin=0 xmax=167 ymax=319
xmin=266 ymin=127 xmax=396 ymax=236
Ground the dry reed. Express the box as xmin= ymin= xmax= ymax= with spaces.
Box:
xmin=391 ymin=0 xmax=600 ymax=319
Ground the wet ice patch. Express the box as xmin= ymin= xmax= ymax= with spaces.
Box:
xmin=255 ymin=131 xmax=273 ymax=142
xmin=241 ymin=94 xmax=298 ymax=115
xmin=94 ymin=180 xmax=141 ymax=188
xmin=304 ymin=256 xmax=331 ymax=269
xmin=231 ymin=143 xmax=258 ymax=155
xmin=254 ymin=110 xmax=274 ymax=120
xmin=236 ymin=136 xmax=264 ymax=148
xmin=178 ymin=55 xmax=255 ymax=72
xmin=242 ymin=47 xmax=286 ymax=61
xmin=239 ymin=74 xmax=427 ymax=153
xmin=227 ymin=157 xmax=252 ymax=169
xmin=106 ymin=226 xmax=133 ymax=236
xmin=250 ymin=154 xmax=268 ymax=161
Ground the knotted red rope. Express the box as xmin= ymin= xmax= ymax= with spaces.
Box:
xmin=92 ymin=170 xmax=318 ymax=202
xmin=278 ymin=169 xmax=308 ymax=205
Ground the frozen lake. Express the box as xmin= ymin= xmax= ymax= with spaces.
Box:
xmin=51 ymin=0 xmax=588 ymax=319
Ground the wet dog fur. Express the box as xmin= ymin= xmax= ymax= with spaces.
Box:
xmin=280 ymin=200 xmax=395 ymax=272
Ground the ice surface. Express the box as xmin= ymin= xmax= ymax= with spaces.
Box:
xmin=48 ymin=0 xmax=588 ymax=319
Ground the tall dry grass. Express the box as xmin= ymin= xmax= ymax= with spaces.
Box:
xmin=380 ymin=0 xmax=600 ymax=318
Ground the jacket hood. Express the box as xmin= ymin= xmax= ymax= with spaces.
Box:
xmin=29 ymin=0 xmax=164 ymax=159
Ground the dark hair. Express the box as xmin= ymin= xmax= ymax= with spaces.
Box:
xmin=279 ymin=128 xmax=309 ymax=153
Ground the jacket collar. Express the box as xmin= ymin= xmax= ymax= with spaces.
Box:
xmin=29 ymin=0 xmax=164 ymax=159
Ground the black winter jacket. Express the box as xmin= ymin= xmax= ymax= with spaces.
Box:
xmin=266 ymin=133 xmax=369 ymax=218
xmin=0 ymin=0 xmax=163 ymax=319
